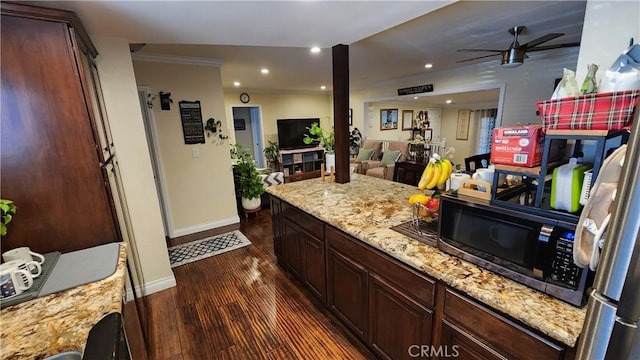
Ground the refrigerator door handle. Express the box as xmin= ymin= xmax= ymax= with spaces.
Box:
xmin=576 ymin=291 xmax=618 ymax=360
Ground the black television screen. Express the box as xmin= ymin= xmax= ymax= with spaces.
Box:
xmin=277 ymin=118 xmax=320 ymax=150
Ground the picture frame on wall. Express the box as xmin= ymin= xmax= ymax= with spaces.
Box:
xmin=402 ymin=110 xmax=414 ymax=130
xmin=456 ymin=109 xmax=471 ymax=140
xmin=234 ymin=118 xmax=246 ymax=131
xmin=380 ymin=108 xmax=398 ymax=130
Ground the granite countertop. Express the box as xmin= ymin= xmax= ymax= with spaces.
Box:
xmin=0 ymin=243 xmax=127 ymax=360
xmin=267 ymin=175 xmax=587 ymax=347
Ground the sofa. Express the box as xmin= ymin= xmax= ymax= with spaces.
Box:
xmin=350 ymin=140 xmax=410 ymax=181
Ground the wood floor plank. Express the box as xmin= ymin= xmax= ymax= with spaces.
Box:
xmin=145 ymin=209 xmax=370 ymax=360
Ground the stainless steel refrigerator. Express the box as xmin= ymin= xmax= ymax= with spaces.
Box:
xmin=576 ymin=105 xmax=640 ymax=359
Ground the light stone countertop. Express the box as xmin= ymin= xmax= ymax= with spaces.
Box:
xmin=0 ymin=242 xmax=127 ymax=360
xmin=267 ymin=175 xmax=587 ymax=347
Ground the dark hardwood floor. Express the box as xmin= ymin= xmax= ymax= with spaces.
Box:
xmin=144 ymin=209 xmax=371 ymax=360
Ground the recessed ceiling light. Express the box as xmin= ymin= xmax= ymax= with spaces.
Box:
xmin=320 ymin=85 xmax=326 ymax=90
xmin=233 ymin=81 xmax=240 ymax=87
xmin=311 ymin=47 xmax=321 ymax=54
xmin=445 ymin=99 xmax=453 ymax=104
xmin=261 ymin=68 xmax=269 ymax=74
xmin=424 ymin=63 xmax=433 ymax=69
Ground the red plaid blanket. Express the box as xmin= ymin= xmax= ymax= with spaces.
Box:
xmin=537 ymin=90 xmax=639 ymax=132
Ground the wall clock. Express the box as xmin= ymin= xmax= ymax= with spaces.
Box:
xmin=240 ymin=93 xmax=250 ymax=103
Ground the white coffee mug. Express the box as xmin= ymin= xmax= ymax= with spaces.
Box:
xmin=472 ymin=168 xmax=495 ymax=183
xmin=0 ymin=262 xmax=33 ymax=299
xmin=3 ymin=259 xmax=41 ymax=278
xmin=2 ymin=247 xmax=45 ymax=272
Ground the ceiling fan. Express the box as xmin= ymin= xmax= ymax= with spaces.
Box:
xmin=457 ymin=26 xmax=580 ymax=68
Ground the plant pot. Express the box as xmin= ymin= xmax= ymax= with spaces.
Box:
xmin=241 ymin=197 xmax=261 ymax=211
xmin=325 ymin=152 xmax=336 ymax=172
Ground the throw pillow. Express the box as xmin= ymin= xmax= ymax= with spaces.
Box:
xmin=355 ymin=148 xmax=374 ymax=161
xmin=379 ymin=150 xmax=401 ymax=167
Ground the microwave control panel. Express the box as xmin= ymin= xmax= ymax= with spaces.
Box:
xmin=550 ymin=231 xmax=582 ymax=289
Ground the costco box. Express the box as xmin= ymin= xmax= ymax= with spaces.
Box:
xmin=490 ymin=125 xmax=565 ymax=167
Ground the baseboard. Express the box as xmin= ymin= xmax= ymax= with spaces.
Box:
xmin=170 ymin=215 xmax=240 ymax=238
xmin=125 ymin=274 xmax=177 ymax=302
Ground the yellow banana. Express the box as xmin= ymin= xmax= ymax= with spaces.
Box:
xmin=418 ymin=162 xmax=435 ymax=190
xmin=437 ymin=159 xmax=453 ymax=186
xmin=426 ymin=161 xmax=442 ymax=189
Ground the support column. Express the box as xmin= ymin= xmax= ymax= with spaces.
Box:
xmin=332 ymin=44 xmax=349 ymax=183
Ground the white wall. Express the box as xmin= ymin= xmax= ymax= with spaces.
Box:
xmin=133 ymin=60 xmax=238 ymax=237
xmin=575 ymin=0 xmax=640 ymax=84
xmin=93 ymin=37 xmax=175 ymax=295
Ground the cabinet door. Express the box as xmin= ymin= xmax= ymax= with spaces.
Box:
xmin=327 ymin=248 xmax=368 ymax=339
xmin=368 ymin=273 xmax=433 ymax=360
xmin=269 ymin=196 xmax=284 ymax=261
xmin=0 ymin=13 xmax=119 ymax=253
xmin=282 ymin=219 xmax=303 ymax=278
xmin=440 ymin=320 xmax=507 ymax=360
xmin=301 ymin=232 xmax=326 ymax=302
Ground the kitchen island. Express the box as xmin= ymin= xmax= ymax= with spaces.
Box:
xmin=0 ymin=243 xmax=127 ymax=359
xmin=266 ymin=175 xmax=586 ymax=357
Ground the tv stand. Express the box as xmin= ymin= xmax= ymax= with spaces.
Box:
xmin=279 ymin=147 xmax=325 ymax=183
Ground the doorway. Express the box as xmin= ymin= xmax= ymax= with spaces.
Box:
xmin=232 ymin=105 xmax=265 ymax=168
xmin=137 ymin=86 xmax=171 ymax=238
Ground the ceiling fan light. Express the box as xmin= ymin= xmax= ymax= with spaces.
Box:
xmin=501 ymin=49 xmax=525 ymax=68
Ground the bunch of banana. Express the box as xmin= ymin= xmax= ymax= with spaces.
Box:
xmin=418 ymin=154 xmax=453 ymax=190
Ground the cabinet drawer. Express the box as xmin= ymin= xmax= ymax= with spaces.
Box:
xmin=326 ymin=226 xmax=435 ymax=308
xmin=282 ymin=202 xmax=324 ymax=239
xmin=444 ymin=288 xmax=565 ymax=360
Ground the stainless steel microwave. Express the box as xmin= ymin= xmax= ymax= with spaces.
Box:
xmin=437 ymin=194 xmax=592 ymax=307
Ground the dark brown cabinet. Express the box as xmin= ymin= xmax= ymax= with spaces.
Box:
xmin=326 ymin=225 xmax=435 ymax=359
xmin=269 ymin=197 xmax=284 ymax=262
xmin=1 ymin=2 xmax=119 ymax=253
xmin=369 ymin=273 xmax=433 ymax=360
xmin=276 ymin=200 xmax=327 ymax=302
xmin=269 ymin=195 xmax=575 ymax=360
xmin=327 ymin=247 xmax=369 ymax=339
xmin=437 ymin=286 xmax=567 ymax=360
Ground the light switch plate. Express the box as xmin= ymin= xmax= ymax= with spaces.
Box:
xmin=192 ymin=148 xmax=200 ymax=158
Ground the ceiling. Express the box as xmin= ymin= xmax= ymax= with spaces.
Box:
xmin=34 ymin=1 xmax=587 ymax=99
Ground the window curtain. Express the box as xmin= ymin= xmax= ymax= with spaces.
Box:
xmin=475 ymin=109 xmax=497 ymax=154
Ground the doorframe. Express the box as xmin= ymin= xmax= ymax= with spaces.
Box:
xmin=137 ymin=86 xmax=173 ymax=238
xmin=230 ymin=104 xmax=266 ymax=167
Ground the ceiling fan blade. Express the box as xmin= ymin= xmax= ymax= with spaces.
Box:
xmin=525 ymin=42 xmax=581 ymax=52
xmin=457 ymin=53 xmax=501 ymax=63
xmin=457 ymin=48 xmax=503 ymax=53
xmin=521 ymin=33 xmax=564 ymax=50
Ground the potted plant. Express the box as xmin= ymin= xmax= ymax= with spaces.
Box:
xmin=303 ymin=122 xmax=336 ymax=170
xmin=0 ymin=199 xmax=17 ymax=236
xmin=263 ymin=140 xmax=280 ymax=172
xmin=349 ymin=128 xmax=362 ymax=155
xmin=231 ymin=144 xmax=265 ymax=211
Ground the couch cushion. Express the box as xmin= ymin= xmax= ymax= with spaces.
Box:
xmin=355 ymin=148 xmax=375 ymax=161
xmin=380 ymin=149 xmax=401 ymax=166
xmin=363 ymin=140 xmax=383 ymax=160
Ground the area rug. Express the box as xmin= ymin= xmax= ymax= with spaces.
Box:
xmin=168 ymin=230 xmax=251 ymax=268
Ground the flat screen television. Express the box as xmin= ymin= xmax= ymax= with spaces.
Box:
xmin=277 ymin=118 xmax=320 ymax=150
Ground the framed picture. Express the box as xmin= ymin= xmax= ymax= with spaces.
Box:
xmin=234 ymin=118 xmax=246 ymax=131
xmin=456 ymin=109 xmax=471 ymax=140
xmin=402 ymin=110 xmax=414 ymax=130
xmin=423 ymin=128 xmax=432 ymax=141
xmin=380 ymin=108 xmax=398 ymax=130
xmin=349 ymin=108 xmax=353 ymax=126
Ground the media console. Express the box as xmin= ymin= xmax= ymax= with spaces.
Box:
xmin=279 ymin=147 xmax=325 ymax=182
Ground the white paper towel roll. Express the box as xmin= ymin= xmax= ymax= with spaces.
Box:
xmin=448 ymin=173 xmax=471 ymax=191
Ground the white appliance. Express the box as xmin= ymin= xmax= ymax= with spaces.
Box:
xmin=576 ymin=106 xmax=640 ymax=359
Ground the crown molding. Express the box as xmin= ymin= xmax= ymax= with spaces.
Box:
xmin=131 ymin=52 xmax=224 ymax=67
